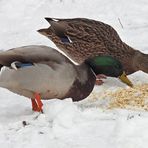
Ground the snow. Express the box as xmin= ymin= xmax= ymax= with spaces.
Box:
xmin=0 ymin=0 xmax=148 ymax=147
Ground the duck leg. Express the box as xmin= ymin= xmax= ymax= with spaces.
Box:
xmin=95 ymin=74 xmax=107 ymax=85
xmin=31 ymin=93 xmax=43 ymax=112
xmin=31 ymin=99 xmax=39 ymax=111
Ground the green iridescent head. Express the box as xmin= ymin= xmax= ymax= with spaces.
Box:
xmin=85 ymin=56 xmax=133 ymax=87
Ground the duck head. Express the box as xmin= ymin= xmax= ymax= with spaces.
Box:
xmin=85 ymin=56 xmax=133 ymax=87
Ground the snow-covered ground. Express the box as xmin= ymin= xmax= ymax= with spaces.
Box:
xmin=0 ymin=0 xmax=148 ymax=148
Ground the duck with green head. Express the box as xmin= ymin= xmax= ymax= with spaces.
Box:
xmin=0 ymin=45 xmax=132 ymax=112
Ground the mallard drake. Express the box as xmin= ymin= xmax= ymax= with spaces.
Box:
xmin=0 ymin=45 xmax=132 ymax=112
xmin=38 ymin=17 xmax=148 ymax=75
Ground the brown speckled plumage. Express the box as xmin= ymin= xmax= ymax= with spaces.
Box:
xmin=38 ymin=18 xmax=148 ymax=75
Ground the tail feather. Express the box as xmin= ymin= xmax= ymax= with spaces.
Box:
xmin=0 ymin=64 xmax=3 ymax=70
xmin=44 ymin=17 xmax=65 ymax=23
xmin=45 ymin=17 xmax=55 ymax=23
xmin=40 ymin=17 xmax=70 ymax=43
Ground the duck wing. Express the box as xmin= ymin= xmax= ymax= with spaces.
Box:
xmin=0 ymin=45 xmax=77 ymax=99
xmin=39 ymin=17 xmax=122 ymax=45
xmin=0 ymin=45 xmax=70 ymax=68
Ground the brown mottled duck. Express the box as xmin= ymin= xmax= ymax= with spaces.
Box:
xmin=38 ymin=17 xmax=148 ymax=75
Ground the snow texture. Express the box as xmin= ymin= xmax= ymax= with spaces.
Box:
xmin=0 ymin=0 xmax=148 ymax=148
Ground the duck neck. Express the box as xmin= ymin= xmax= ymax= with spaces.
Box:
xmin=119 ymin=44 xmax=136 ymax=74
xmin=65 ymin=63 xmax=96 ymax=101
xmin=116 ymin=42 xmax=148 ymax=74
xmin=132 ymin=50 xmax=148 ymax=73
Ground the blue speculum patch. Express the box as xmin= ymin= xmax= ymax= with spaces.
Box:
xmin=16 ymin=63 xmax=33 ymax=68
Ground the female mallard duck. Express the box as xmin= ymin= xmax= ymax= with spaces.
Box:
xmin=0 ymin=45 xmax=132 ymax=112
xmin=38 ymin=17 xmax=148 ymax=75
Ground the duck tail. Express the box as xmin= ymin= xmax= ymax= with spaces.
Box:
xmin=44 ymin=17 xmax=63 ymax=28
xmin=37 ymin=18 xmax=57 ymax=36
xmin=38 ymin=17 xmax=70 ymax=43
xmin=44 ymin=17 xmax=64 ymax=23
xmin=0 ymin=52 xmax=4 ymax=70
xmin=0 ymin=64 xmax=3 ymax=70
xmin=44 ymin=17 xmax=54 ymax=24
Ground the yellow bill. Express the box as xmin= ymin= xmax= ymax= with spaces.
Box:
xmin=118 ymin=71 xmax=133 ymax=87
